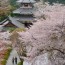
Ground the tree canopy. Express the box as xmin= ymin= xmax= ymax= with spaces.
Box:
xmin=43 ymin=0 xmax=65 ymax=4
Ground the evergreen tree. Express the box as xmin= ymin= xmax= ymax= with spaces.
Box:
xmin=9 ymin=0 xmax=17 ymax=6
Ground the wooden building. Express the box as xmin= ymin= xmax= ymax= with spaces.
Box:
xmin=0 ymin=0 xmax=36 ymax=31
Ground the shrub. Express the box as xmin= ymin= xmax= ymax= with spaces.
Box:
xmin=1 ymin=48 xmax=12 ymax=65
xmin=18 ymin=61 xmax=23 ymax=65
xmin=12 ymin=28 xmax=26 ymax=33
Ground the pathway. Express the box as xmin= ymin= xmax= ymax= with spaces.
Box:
xmin=6 ymin=49 xmax=20 ymax=65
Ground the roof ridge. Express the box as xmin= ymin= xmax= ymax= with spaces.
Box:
xmin=17 ymin=0 xmax=35 ymax=3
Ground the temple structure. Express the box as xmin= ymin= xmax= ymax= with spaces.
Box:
xmin=0 ymin=0 xmax=36 ymax=31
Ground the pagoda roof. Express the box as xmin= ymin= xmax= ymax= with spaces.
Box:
xmin=13 ymin=8 xmax=34 ymax=15
xmin=0 ymin=19 xmax=7 ymax=25
xmin=2 ymin=16 xmax=24 ymax=28
xmin=17 ymin=0 xmax=36 ymax=3
xmin=12 ymin=16 xmax=34 ymax=22
xmin=8 ymin=16 xmax=24 ymax=28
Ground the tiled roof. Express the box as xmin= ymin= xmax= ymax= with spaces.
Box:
xmin=0 ymin=15 xmax=34 ymax=29
xmin=8 ymin=16 xmax=25 ymax=28
xmin=0 ymin=19 xmax=7 ymax=25
xmin=17 ymin=0 xmax=36 ymax=3
xmin=2 ymin=16 xmax=25 ymax=28
xmin=13 ymin=8 xmax=34 ymax=15
xmin=12 ymin=16 xmax=34 ymax=22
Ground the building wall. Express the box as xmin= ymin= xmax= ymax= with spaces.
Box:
xmin=4 ymin=22 xmax=17 ymax=28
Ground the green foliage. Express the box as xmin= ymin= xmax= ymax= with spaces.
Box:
xmin=4 ymin=48 xmax=12 ymax=60
xmin=4 ymin=27 xmax=16 ymax=32
xmin=0 ymin=16 xmax=7 ymax=22
xmin=1 ymin=59 xmax=6 ymax=65
xmin=10 ymin=13 xmax=23 ymax=17
xmin=1 ymin=48 xmax=12 ymax=65
xmin=9 ymin=0 xmax=17 ymax=6
xmin=0 ymin=0 xmax=18 ymax=22
xmin=9 ymin=0 xmax=19 ymax=9
xmin=18 ymin=61 xmax=23 ymax=65
xmin=12 ymin=28 xmax=26 ymax=32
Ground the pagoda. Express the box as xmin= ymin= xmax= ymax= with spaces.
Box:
xmin=13 ymin=0 xmax=35 ymax=26
xmin=0 ymin=0 xmax=36 ymax=31
xmin=10 ymin=0 xmax=36 ymax=28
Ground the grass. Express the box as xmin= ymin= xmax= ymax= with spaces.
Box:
xmin=1 ymin=48 xmax=12 ymax=65
xmin=18 ymin=61 xmax=23 ymax=65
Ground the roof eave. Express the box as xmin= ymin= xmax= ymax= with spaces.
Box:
xmin=17 ymin=1 xmax=36 ymax=4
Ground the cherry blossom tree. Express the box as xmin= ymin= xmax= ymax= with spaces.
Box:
xmin=14 ymin=2 xmax=65 ymax=65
